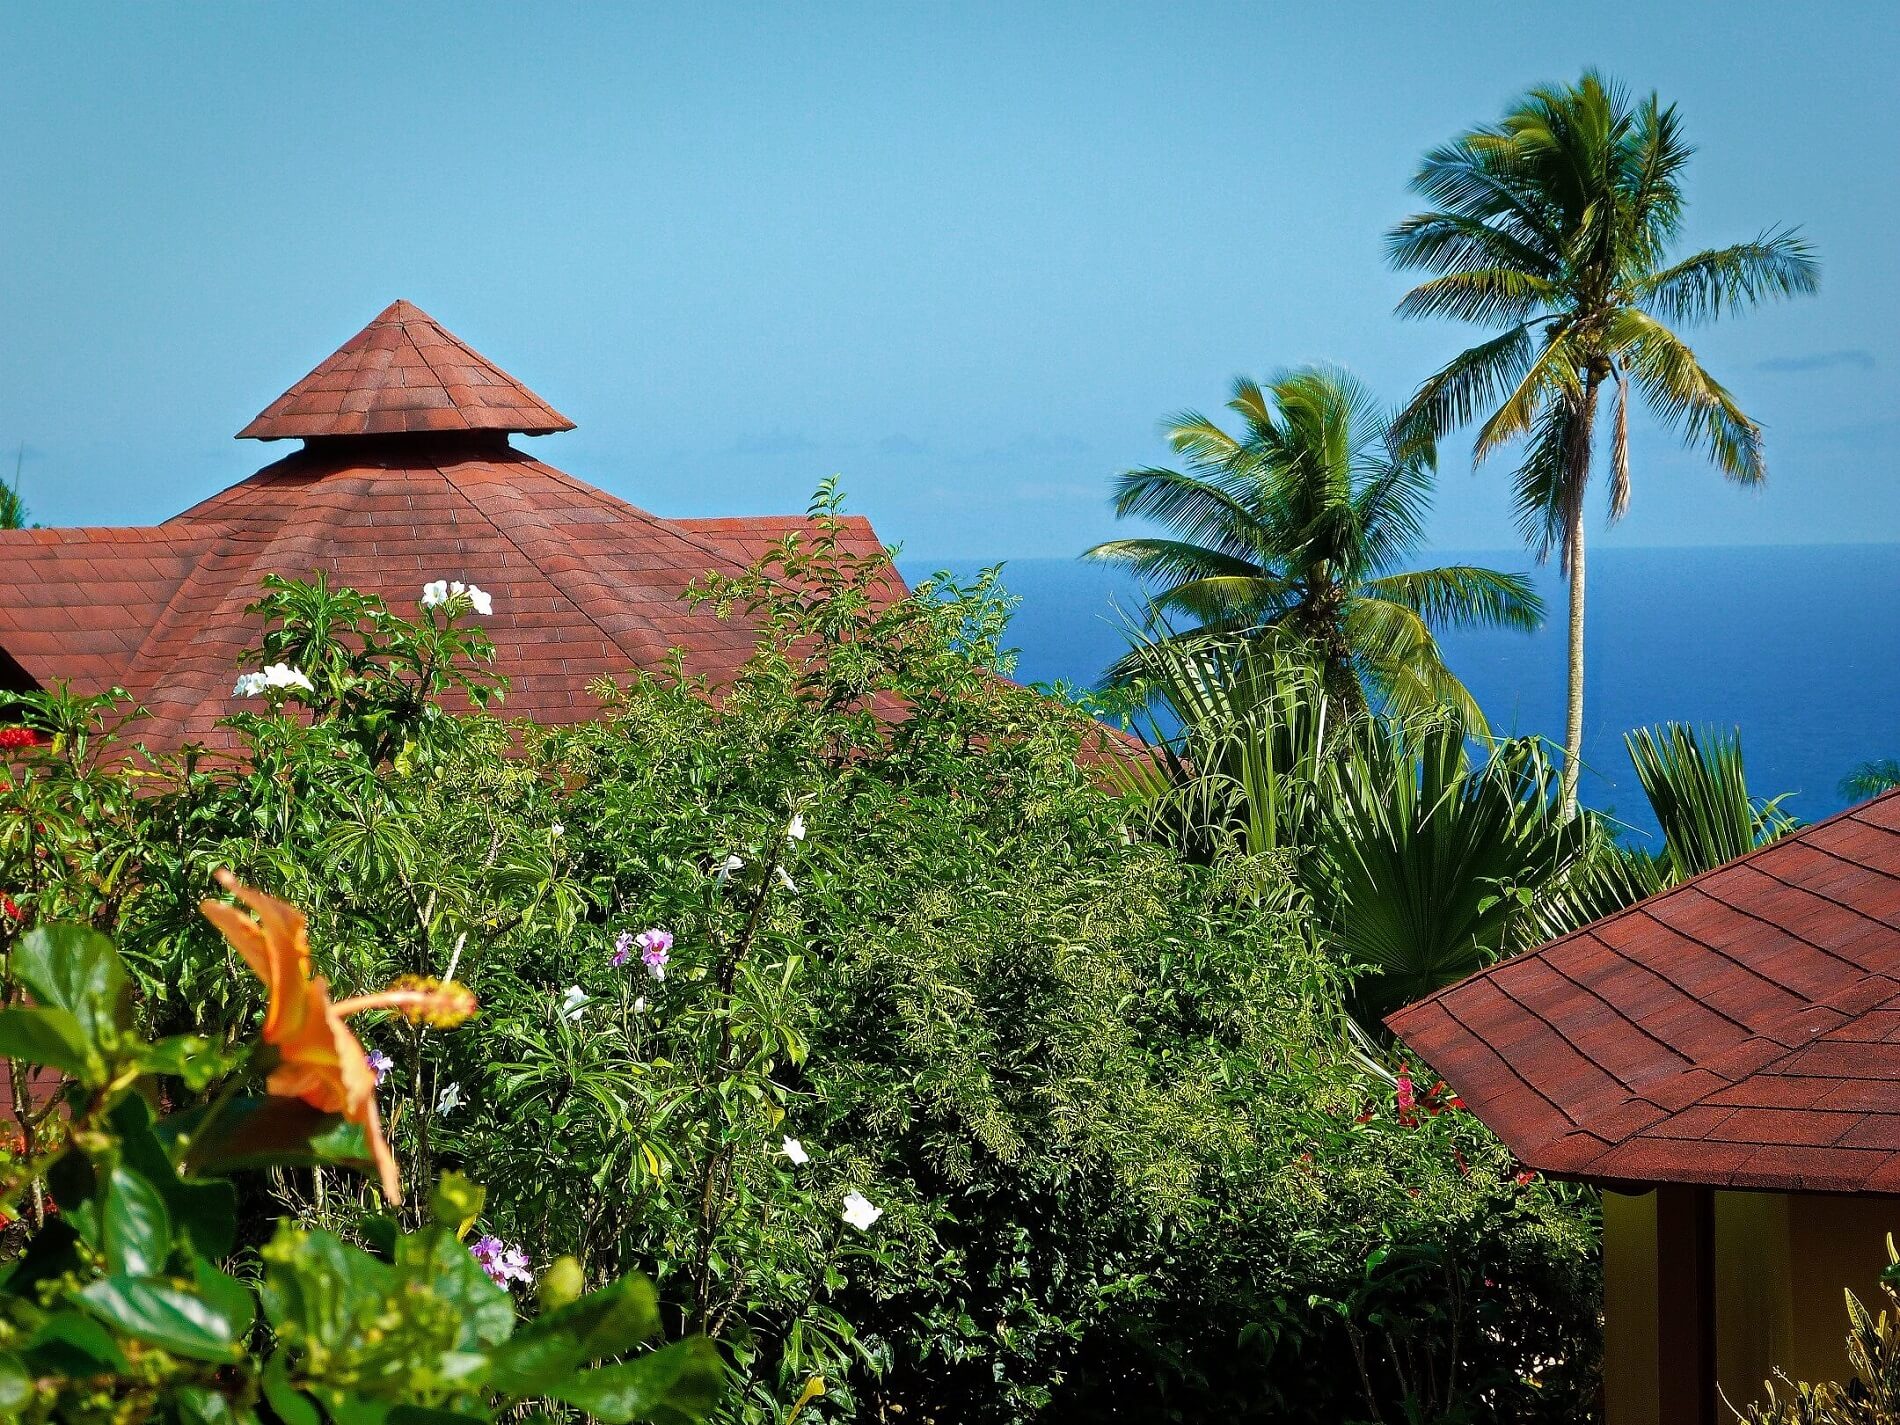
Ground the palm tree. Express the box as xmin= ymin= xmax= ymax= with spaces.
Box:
xmin=1840 ymin=760 xmax=1900 ymax=801
xmin=1087 ymin=365 xmax=1541 ymax=728
xmin=1389 ymin=72 xmax=1818 ymax=818
xmin=0 ymin=450 xmax=25 ymax=529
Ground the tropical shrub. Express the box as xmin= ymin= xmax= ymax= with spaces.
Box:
xmin=1107 ymin=630 xmax=1591 ymax=1020
xmin=0 ymin=493 xmax=1601 ymax=1422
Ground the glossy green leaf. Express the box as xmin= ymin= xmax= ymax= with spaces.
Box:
xmin=488 ymin=1274 xmax=662 ymax=1394
xmin=139 ymin=1033 xmax=231 ymax=1091
xmin=260 ymin=1224 xmax=393 ymax=1357
xmin=408 ymin=1224 xmax=515 ymax=1351
xmin=542 ymin=1337 xmax=727 ymax=1424
xmin=261 ymin=1351 xmax=323 ymax=1425
xmin=18 ymin=1309 xmax=127 ymax=1376
xmin=0 ymin=1005 xmax=96 ymax=1082
xmin=14 ymin=922 xmax=130 ymax=1045
xmin=112 ymin=1094 xmax=238 ymax=1258
xmin=174 ymin=1384 xmax=250 ymax=1425
xmin=182 ymin=1096 xmax=370 ymax=1176
xmin=0 ymin=1353 xmax=30 ymax=1413
xmin=103 ymin=1162 xmax=173 ymax=1276
xmin=77 ymin=1275 xmax=248 ymax=1363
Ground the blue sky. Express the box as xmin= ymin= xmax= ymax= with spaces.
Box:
xmin=4 ymin=3 xmax=1894 ymax=560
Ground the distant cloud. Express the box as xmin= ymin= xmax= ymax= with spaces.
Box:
xmin=1757 ymin=349 xmax=1876 ymax=374
xmin=876 ymin=434 xmax=927 ymax=456
xmin=727 ymin=432 xmax=825 ymax=457
xmin=954 ymin=433 xmax=1093 ymax=466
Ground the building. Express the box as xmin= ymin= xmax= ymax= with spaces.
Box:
xmin=1388 ymin=791 xmax=1900 ymax=1424
xmin=0 ymin=301 xmax=901 ymax=747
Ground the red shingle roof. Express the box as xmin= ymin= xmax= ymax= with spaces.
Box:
xmin=1 ymin=304 xmax=899 ymax=747
xmin=1387 ymin=790 xmax=1900 ymax=1195
xmin=236 ymin=301 xmax=574 ymax=440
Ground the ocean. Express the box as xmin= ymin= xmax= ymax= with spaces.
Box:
xmin=899 ymin=546 xmax=1900 ymax=846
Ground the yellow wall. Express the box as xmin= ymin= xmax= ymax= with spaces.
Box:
xmin=1603 ymin=1187 xmax=1899 ymax=1424
xmin=1603 ymin=1191 xmax=1660 ymax=1425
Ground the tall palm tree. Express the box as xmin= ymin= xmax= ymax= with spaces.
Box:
xmin=1087 ymin=365 xmax=1541 ymax=728
xmin=1389 ymin=72 xmax=1818 ymax=818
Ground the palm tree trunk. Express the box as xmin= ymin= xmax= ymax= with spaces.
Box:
xmin=1558 ymin=372 xmax=1605 ymax=821
xmin=1560 ymin=516 xmax=1586 ymax=820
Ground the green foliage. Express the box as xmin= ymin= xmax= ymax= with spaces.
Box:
xmin=1525 ymin=723 xmax=1795 ymax=945
xmin=0 ymin=491 xmax=1599 ymax=1422
xmin=1108 ymin=629 xmax=1591 ymax=1019
xmin=1311 ymin=717 xmax=1586 ymax=1022
xmin=1738 ymin=1244 xmax=1900 ymax=1423
xmin=1626 ymin=722 xmax=1794 ymax=879
xmin=1841 ymin=760 xmax=1900 ymax=803
xmin=0 ymin=471 xmax=25 ymax=531
xmin=0 ymin=926 xmax=721 ymax=1423
xmin=1086 ymin=365 xmax=1541 ymax=729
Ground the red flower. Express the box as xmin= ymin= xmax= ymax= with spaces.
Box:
xmin=1514 ymin=1169 xmax=1537 ymax=1187
xmin=0 ymin=728 xmax=42 ymax=750
xmin=0 ymin=895 xmax=20 ymax=922
xmin=1395 ymin=1063 xmax=1418 ymax=1127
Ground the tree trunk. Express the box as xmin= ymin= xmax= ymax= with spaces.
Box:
xmin=1560 ymin=516 xmax=1586 ymax=820
xmin=1559 ymin=373 xmax=1605 ymax=821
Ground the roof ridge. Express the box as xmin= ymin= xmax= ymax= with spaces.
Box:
xmin=425 ymin=454 xmax=674 ymax=672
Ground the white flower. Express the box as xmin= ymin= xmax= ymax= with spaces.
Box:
xmin=421 ymin=578 xmax=493 ymax=616
xmin=715 ymin=854 xmax=745 ymax=884
xmin=775 ymin=866 xmax=797 ymax=893
xmin=550 ymin=821 xmax=565 ymax=838
xmin=787 ymin=812 xmax=807 ymax=842
xmin=632 ymin=996 xmax=647 ymax=1014
xmin=232 ymin=672 xmax=269 ymax=698
xmin=780 ymin=1137 xmax=809 ymax=1166
xmin=842 ymin=1191 xmax=883 ymax=1231
xmin=435 ymin=1082 xmax=464 ymax=1116
xmin=262 ymin=663 xmax=313 ymax=692
xmin=559 ymin=985 xmax=591 ymax=1022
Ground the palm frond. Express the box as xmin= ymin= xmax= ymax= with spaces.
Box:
xmin=1634 ymin=231 xmax=1820 ymax=324
xmin=1386 ymin=211 xmax=1561 ymax=282
xmin=1149 ymin=574 xmax=1296 ymax=628
xmin=1396 ymin=267 xmax=1560 ymax=325
xmin=1105 ymin=465 xmax=1264 ymax=558
xmin=1840 ymin=760 xmax=1900 ymax=802
xmin=1626 ymin=723 xmax=1795 ymax=880
xmin=1313 ymin=721 xmax=1585 ymax=1022
xmin=1611 ymin=307 xmax=1764 ymax=483
xmin=1472 ymin=326 xmax=1581 ymax=461
xmin=1395 ymin=323 xmax=1539 ymax=449
xmin=1081 ymin=538 xmax=1262 ymax=590
xmin=1361 ymin=566 xmax=1544 ymax=632
xmin=1509 ymin=397 xmax=1578 ymax=564
xmin=1344 ymin=597 xmax=1489 ymax=737
xmin=1608 ymin=368 xmax=1630 ymax=521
